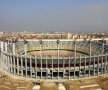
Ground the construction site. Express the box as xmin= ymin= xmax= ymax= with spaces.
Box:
xmin=0 ymin=32 xmax=108 ymax=90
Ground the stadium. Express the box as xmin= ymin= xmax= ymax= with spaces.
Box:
xmin=1 ymin=33 xmax=108 ymax=81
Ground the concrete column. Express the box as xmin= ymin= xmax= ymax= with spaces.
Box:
xmin=30 ymin=56 xmax=32 ymax=78
xmin=8 ymin=55 xmax=10 ymax=72
xmin=1 ymin=42 xmax=4 ymax=61
xmin=35 ymin=56 xmax=37 ymax=79
xmin=84 ymin=55 xmax=86 ymax=77
xmin=93 ymin=56 xmax=95 ymax=76
xmin=106 ymin=54 xmax=108 ymax=73
xmin=25 ymin=57 xmax=27 ymax=78
xmin=5 ymin=54 xmax=8 ymax=71
xmin=39 ymin=40 xmax=43 ymax=79
xmin=24 ymin=44 xmax=27 ymax=56
xmin=10 ymin=54 xmax=13 ymax=73
xmin=1 ymin=41 xmax=4 ymax=52
xmin=6 ymin=55 xmax=9 ymax=72
xmin=21 ymin=55 xmax=23 ymax=77
xmin=63 ymin=57 xmax=65 ymax=79
xmin=106 ymin=55 xmax=108 ymax=73
xmin=41 ymin=57 xmax=42 ymax=79
xmin=89 ymin=40 xmax=92 ymax=77
xmin=101 ymin=41 xmax=104 ymax=74
xmin=24 ymin=40 xmax=28 ymax=56
xmin=52 ymin=56 xmax=53 ymax=79
xmin=13 ymin=43 xmax=15 ymax=55
xmin=17 ymin=54 xmax=19 ymax=75
xmin=79 ymin=56 xmax=81 ymax=78
xmin=40 ymin=43 xmax=42 ymax=79
xmin=8 ymin=55 xmax=11 ymax=73
xmin=2 ymin=53 xmax=5 ymax=70
xmin=46 ymin=55 xmax=48 ymax=79
xmin=5 ymin=41 xmax=8 ymax=53
xmin=56 ymin=40 xmax=60 ymax=80
xmin=97 ymin=55 xmax=99 ymax=76
xmin=74 ymin=40 xmax=76 ymax=78
xmin=58 ymin=57 xmax=59 ymax=80
xmin=72 ymin=35 xmax=74 ymax=39
xmin=104 ymin=54 xmax=107 ymax=74
xmin=69 ymin=56 xmax=70 ymax=79
xmin=13 ymin=56 xmax=16 ymax=75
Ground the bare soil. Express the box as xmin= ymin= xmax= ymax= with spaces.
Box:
xmin=0 ymin=74 xmax=34 ymax=90
xmin=40 ymin=82 xmax=58 ymax=90
xmin=0 ymin=69 xmax=108 ymax=90
xmin=65 ymin=74 xmax=108 ymax=90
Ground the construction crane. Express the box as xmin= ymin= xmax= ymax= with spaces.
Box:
xmin=0 ymin=30 xmax=13 ymax=41
xmin=0 ymin=33 xmax=9 ymax=41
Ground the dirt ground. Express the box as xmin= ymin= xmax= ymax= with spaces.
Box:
xmin=0 ymin=73 xmax=34 ymax=90
xmin=0 ymin=69 xmax=108 ymax=90
xmin=65 ymin=75 xmax=108 ymax=90
xmin=40 ymin=82 xmax=58 ymax=90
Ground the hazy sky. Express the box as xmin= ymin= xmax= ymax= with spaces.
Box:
xmin=0 ymin=0 xmax=108 ymax=33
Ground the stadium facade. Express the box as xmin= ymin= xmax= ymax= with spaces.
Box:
xmin=1 ymin=33 xmax=108 ymax=81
